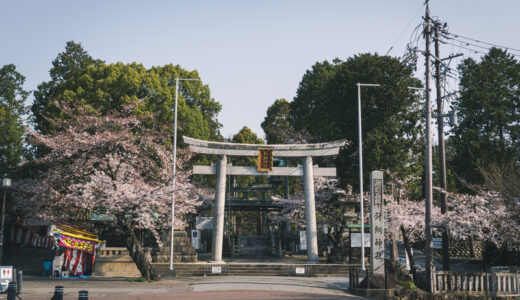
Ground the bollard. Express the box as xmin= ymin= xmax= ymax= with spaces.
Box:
xmin=53 ymin=285 xmax=64 ymax=300
xmin=7 ymin=282 xmax=16 ymax=300
xmin=16 ymin=270 xmax=22 ymax=294
xmin=78 ymin=290 xmax=88 ymax=300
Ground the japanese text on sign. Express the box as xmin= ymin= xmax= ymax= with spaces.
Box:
xmin=258 ymin=148 xmax=273 ymax=172
xmin=59 ymin=236 xmax=96 ymax=254
xmin=370 ymin=171 xmax=385 ymax=275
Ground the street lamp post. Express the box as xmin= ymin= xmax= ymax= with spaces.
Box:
xmin=357 ymin=83 xmax=380 ymax=271
xmin=170 ymin=77 xmax=200 ymax=271
xmin=1 ymin=178 xmax=12 ymax=263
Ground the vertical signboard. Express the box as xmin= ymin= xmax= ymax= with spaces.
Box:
xmin=258 ymin=148 xmax=274 ymax=172
xmin=370 ymin=170 xmax=385 ymax=275
xmin=299 ymin=231 xmax=307 ymax=250
xmin=191 ymin=229 xmax=200 ymax=250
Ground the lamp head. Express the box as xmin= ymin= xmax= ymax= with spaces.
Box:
xmin=2 ymin=178 xmax=11 ymax=188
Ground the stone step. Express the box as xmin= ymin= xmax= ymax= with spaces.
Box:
xmin=152 ymin=263 xmax=355 ymax=277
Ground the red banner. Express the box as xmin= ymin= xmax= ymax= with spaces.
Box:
xmin=59 ymin=236 xmax=96 ymax=254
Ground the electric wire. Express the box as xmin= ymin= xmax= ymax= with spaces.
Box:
xmin=445 ymin=32 xmax=520 ymax=54
xmin=442 ymin=36 xmax=520 ymax=58
xmin=385 ymin=3 xmax=425 ymax=56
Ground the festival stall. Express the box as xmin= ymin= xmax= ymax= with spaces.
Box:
xmin=51 ymin=223 xmax=104 ymax=277
xmin=11 ymin=225 xmax=54 ymax=249
xmin=10 ymin=222 xmax=104 ymax=277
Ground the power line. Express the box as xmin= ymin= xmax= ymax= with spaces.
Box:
xmin=385 ymin=3 xmax=425 ymax=56
xmin=442 ymin=36 xmax=520 ymax=58
xmin=445 ymin=32 xmax=520 ymax=54
xmin=439 ymin=39 xmax=495 ymax=56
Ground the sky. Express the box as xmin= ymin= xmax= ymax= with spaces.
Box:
xmin=1 ymin=0 xmax=520 ymax=139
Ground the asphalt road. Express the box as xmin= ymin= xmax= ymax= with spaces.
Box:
xmin=1 ymin=276 xmax=374 ymax=300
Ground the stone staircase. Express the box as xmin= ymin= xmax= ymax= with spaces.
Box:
xmin=153 ymin=262 xmax=356 ymax=277
xmin=153 ymin=231 xmax=197 ymax=263
xmin=237 ymin=236 xmax=271 ymax=256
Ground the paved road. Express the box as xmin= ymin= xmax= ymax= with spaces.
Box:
xmin=2 ymin=276 xmax=374 ymax=300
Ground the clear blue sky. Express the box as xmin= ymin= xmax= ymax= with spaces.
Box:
xmin=1 ymin=1 xmax=519 ymax=139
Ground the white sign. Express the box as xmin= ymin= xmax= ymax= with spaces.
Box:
xmin=0 ymin=267 xmax=13 ymax=280
xmin=196 ymin=217 xmax=213 ymax=230
xmin=433 ymin=237 xmax=442 ymax=249
xmin=299 ymin=231 xmax=307 ymax=250
xmin=350 ymin=233 xmax=371 ymax=247
xmin=191 ymin=230 xmax=200 ymax=250
xmin=370 ymin=171 xmax=385 ymax=275
xmin=295 ymin=267 xmax=305 ymax=275
xmin=211 ymin=266 xmax=222 ymax=274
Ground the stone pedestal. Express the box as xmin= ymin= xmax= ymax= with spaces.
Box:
xmin=155 ymin=231 xmax=197 ymax=263
xmin=93 ymin=247 xmax=140 ymax=277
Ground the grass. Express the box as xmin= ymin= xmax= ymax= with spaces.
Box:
xmin=125 ymin=277 xmax=148 ymax=282
xmin=398 ymin=280 xmax=418 ymax=290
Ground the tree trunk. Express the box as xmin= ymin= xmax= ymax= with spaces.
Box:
xmin=401 ymin=225 xmax=415 ymax=274
xmin=327 ymin=225 xmax=339 ymax=256
xmin=126 ymin=229 xmax=158 ymax=281
xmin=390 ymin=231 xmax=399 ymax=262
xmin=468 ymin=236 xmax=476 ymax=259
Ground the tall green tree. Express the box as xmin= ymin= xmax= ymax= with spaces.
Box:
xmin=230 ymin=126 xmax=266 ymax=187
xmin=290 ymin=54 xmax=423 ymax=189
xmin=261 ymin=99 xmax=292 ymax=144
xmin=32 ymin=41 xmax=222 ymax=141
xmin=0 ymin=64 xmax=28 ymax=176
xmin=450 ymin=48 xmax=520 ymax=185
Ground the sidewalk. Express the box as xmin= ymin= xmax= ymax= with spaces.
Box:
xmin=4 ymin=276 xmax=373 ymax=300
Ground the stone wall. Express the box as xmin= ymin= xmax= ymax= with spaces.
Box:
xmin=92 ymin=247 xmax=140 ymax=277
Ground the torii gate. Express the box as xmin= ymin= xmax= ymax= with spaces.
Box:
xmin=184 ymin=136 xmax=347 ymax=263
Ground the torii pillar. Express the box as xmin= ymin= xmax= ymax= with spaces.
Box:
xmin=212 ymin=155 xmax=227 ymax=263
xmin=184 ymin=136 xmax=347 ymax=263
xmin=303 ymin=156 xmax=318 ymax=262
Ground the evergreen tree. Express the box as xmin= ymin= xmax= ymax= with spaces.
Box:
xmin=290 ymin=54 xmax=423 ymax=189
xmin=450 ymin=48 xmax=520 ymax=185
xmin=0 ymin=64 xmax=28 ymax=176
xmin=261 ymin=99 xmax=292 ymax=144
xmin=31 ymin=41 xmax=222 ymax=140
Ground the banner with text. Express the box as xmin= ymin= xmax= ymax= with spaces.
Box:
xmin=59 ymin=235 xmax=96 ymax=254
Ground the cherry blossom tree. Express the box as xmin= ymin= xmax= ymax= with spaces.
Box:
xmin=385 ymin=173 xmax=439 ymax=270
xmin=13 ymin=102 xmax=208 ymax=280
xmin=441 ymin=190 xmax=520 ymax=248
xmin=272 ymin=177 xmax=351 ymax=256
xmin=386 ymin=171 xmax=520 ymax=267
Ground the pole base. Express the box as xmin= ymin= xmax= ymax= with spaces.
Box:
xmin=164 ymin=269 xmax=177 ymax=278
xmin=209 ymin=260 xmax=226 ymax=264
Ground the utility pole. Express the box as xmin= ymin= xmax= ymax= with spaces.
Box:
xmin=434 ymin=22 xmax=450 ymax=272
xmin=424 ymin=0 xmax=434 ymax=293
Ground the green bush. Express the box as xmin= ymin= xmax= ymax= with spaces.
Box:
xmin=398 ymin=280 xmax=417 ymax=290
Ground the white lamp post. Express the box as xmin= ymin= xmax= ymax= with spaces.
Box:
xmin=357 ymin=83 xmax=380 ymax=271
xmin=170 ymin=77 xmax=200 ymax=271
xmin=1 ymin=178 xmax=12 ymax=263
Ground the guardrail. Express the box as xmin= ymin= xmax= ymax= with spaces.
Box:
xmin=349 ymin=267 xmax=362 ymax=288
xmin=434 ymin=271 xmax=520 ymax=296
xmin=96 ymin=247 xmax=128 ymax=257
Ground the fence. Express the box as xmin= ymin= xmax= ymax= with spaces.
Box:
xmin=349 ymin=267 xmax=362 ymax=288
xmin=434 ymin=271 xmax=520 ymax=296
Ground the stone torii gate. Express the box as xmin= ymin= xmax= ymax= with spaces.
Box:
xmin=184 ymin=136 xmax=347 ymax=263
